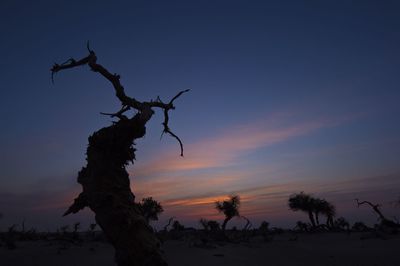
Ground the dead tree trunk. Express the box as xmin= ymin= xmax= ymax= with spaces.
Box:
xmin=355 ymin=199 xmax=400 ymax=230
xmin=51 ymin=44 xmax=189 ymax=266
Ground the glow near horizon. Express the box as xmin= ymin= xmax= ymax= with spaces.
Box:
xmin=0 ymin=1 xmax=400 ymax=230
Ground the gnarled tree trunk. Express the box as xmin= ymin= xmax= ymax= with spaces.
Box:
xmin=52 ymin=45 xmax=189 ymax=266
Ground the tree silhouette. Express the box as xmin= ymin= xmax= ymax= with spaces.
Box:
xmin=312 ymin=198 xmax=325 ymax=225
xmin=334 ymin=217 xmax=350 ymax=231
xmin=200 ymin=218 xmax=221 ymax=231
xmin=319 ymin=200 xmax=336 ymax=229
xmin=352 ymin=221 xmax=369 ymax=232
xmin=288 ymin=192 xmax=317 ymax=228
xmin=241 ymin=216 xmax=252 ymax=230
xmin=207 ymin=220 xmax=221 ymax=231
xmin=138 ymin=197 xmax=164 ymax=224
xmin=311 ymin=198 xmax=336 ymax=228
xmin=289 ymin=192 xmax=336 ymax=229
xmin=51 ymin=45 xmax=189 ymax=266
xmin=199 ymin=218 xmax=209 ymax=230
xmin=355 ymin=198 xmax=400 ymax=230
xmin=172 ymin=220 xmax=184 ymax=231
xmin=215 ymin=195 xmax=241 ymax=231
xmin=259 ymin=221 xmax=270 ymax=232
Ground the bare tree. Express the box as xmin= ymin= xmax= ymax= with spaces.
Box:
xmin=241 ymin=216 xmax=252 ymax=230
xmin=51 ymin=44 xmax=189 ymax=266
xmin=355 ymin=198 xmax=400 ymax=230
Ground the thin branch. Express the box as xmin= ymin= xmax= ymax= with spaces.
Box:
xmin=355 ymin=199 xmax=380 ymax=208
xmin=169 ymin=89 xmax=190 ymax=105
xmin=100 ymin=105 xmax=131 ymax=120
xmin=355 ymin=199 xmax=386 ymax=221
xmin=161 ymin=89 xmax=190 ymax=156
xmin=51 ymin=47 xmax=190 ymax=156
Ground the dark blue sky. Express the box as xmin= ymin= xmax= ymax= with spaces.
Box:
xmin=1 ymin=1 xmax=400 ymax=230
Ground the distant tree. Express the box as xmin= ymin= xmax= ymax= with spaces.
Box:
xmin=88 ymin=223 xmax=97 ymax=240
xmin=288 ymin=192 xmax=317 ymax=227
xmin=241 ymin=216 xmax=252 ymax=230
xmin=207 ymin=220 xmax=221 ymax=231
xmin=199 ymin=218 xmax=209 ymax=230
xmin=294 ymin=221 xmax=310 ymax=232
xmin=215 ymin=195 xmax=241 ymax=231
xmin=162 ymin=217 xmax=175 ymax=232
xmin=317 ymin=199 xmax=336 ymax=228
xmin=352 ymin=221 xmax=369 ymax=232
xmin=138 ymin=197 xmax=164 ymax=223
xmin=89 ymin=223 xmax=97 ymax=232
xmin=172 ymin=220 xmax=184 ymax=231
xmin=312 ymin=198 xmax=325 ymax=225
xmin=334 ymin=217 xmax=350 ymax=231
xmin=259 ymin=221 xmax=270 ymax=232
xmin=289 ymin=193 xmax=336 ymax=229
xmin=73 ymin=222 xmax=80 ymax=232
xmin=72 ymin=222 xmax=81 ymax=240
xmin=199 ymin=218 xmax=220 ymax=231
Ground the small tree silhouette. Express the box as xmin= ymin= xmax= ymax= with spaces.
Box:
xmin=138 ymin=197 xmax=164 ymax=223
xmin=259 ymin=221 xmax=270 ymax=233
xmin=200 ymin=218 xmax=221 ymax=231
xmin=334 ymin=217 xmax=350 ymax=231
xmin=289 ymin=192 xmax=336 ymax=229
xmin=172 ymin=220 xmax=184 ymax=231
xmin=215 ymin=195 xmax=241 ymax=231
xmin=199 ymin=218 xmax=209 ymax=230
xmin=288 ymin=192 xmax=317 ymax=228
xmin=314 ymin=199 xmax=336 ymax=228
xmin=355 ymin=198 xmax=400 ymax=230
xmin=352 ymin=221 xmax=369 ymax=232
xmin=312 ymin=198 xmax=325 ymax=225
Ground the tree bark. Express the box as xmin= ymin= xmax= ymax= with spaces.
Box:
xmin=69 ymin=114 xmax=167 ymax=266
xmin=326 ymin=215 xmax=334 ymax=229
xmin=308 ymin=210 xmax=316 ymax=228
xmin=221 ymin=217 xmax=231 ymax=231
xmin=315 ymin=212 xmax=320 ymax=225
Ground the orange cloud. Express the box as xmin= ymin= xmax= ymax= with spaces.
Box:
xmin=132 ymin=113 xmax=347 ymax=180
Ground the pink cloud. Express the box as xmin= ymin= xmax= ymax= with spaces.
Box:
xmin=132 ymin=112 xmax=349 ymax=179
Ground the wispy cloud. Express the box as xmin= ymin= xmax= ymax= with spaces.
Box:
xmin=132 ymin=112 xmax=351 ymax=180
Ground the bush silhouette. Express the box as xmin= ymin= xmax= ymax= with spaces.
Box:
xmin=215 ymin=195 xmax=241 ymax=231
xmin=138 ymin=197 xmax=164 ymax=223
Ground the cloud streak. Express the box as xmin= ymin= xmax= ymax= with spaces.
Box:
xmin=132 ymin=112 xmax=351 ymax=180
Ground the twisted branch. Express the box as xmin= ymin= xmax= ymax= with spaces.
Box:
xmin=100 ymin=105 xmax=131 ymax=120
xmin=355 ymin=199 xmax=386 ymax=221
xmin=51 ymin=47 xmax=189 ymax=156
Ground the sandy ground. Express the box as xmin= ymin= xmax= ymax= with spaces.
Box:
xmin=1 ymin=232 xmax=400 ymax=266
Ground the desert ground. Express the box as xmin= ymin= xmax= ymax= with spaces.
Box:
xmin=1 ymin=232 xmax=400 ymax=266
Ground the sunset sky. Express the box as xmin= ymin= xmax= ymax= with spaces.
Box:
xmin=1 ymin=1 xmax=400 ymax=231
